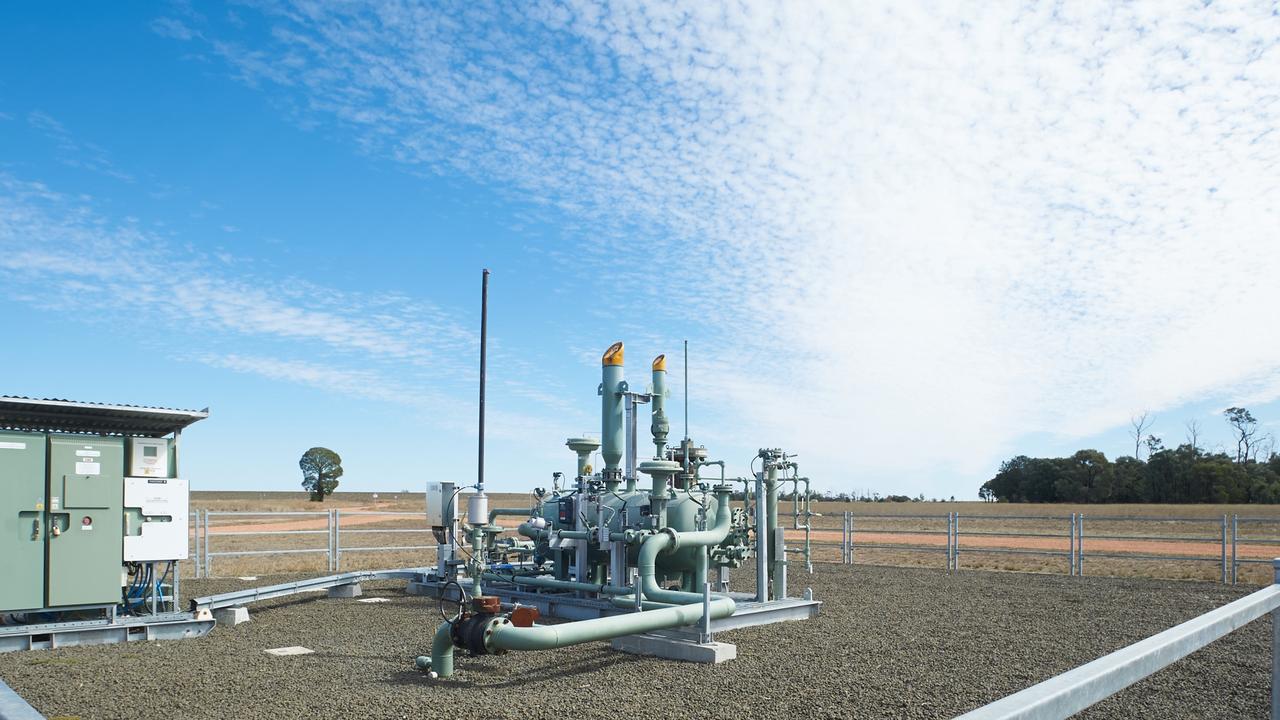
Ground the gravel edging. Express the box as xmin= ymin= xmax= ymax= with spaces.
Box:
xmin=0 ymin=566 xmax=1266 ymax=719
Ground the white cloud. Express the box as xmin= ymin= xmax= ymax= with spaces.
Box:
xmin=179 ymin=1 xmax=1280 ymax=492
xmin=0 ymin=173 xmax=475 ymax=382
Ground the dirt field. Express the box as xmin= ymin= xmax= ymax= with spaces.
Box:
xmin=0 ymin=566 xmax=1268 ymax=719
xmin=187 ymin=493 xmax=1280 ymax=585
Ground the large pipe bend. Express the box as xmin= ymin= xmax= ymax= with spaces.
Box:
xmin=417 ymin=621 xmax=455 ymax=678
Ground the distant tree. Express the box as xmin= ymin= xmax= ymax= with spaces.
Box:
xmin=1129 ymin=412 xmax=1154 ymax=459
xmin=1145 ymin=435 xmax=1164 ymax=456
xmin=1224 ymin=407 xmax=1259 ymax=463
xmin=976 ymin=489 xmax=992 ymax=503
xmin=300 ymin=447 xmax=343 ymax=502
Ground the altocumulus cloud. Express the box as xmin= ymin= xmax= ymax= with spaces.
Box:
xmin=180 ymin=1 xmax=1280 ymax=484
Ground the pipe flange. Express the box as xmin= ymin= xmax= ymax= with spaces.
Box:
xmin=659 ymin=526 xmax=680 ymax=552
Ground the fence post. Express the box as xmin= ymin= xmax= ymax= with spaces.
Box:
xmin=849 ymin=513 xmax=854 ymax=565
xmin=335 ymin=509 xmax=342 ymax=572
xmin=1077 ymin=513 xmax=1084 ymax=577
xmin=947 ymin=512 xmax=954 ymax=571
xmin=841 ymin=511 xmax=848 ymax=564
xmin=204 ymin=510 xmax=212 ymax=578
xmin=954 ymin=513 xmax=960 ymax=571
xmin=193 ymin=509 xmax=201 ymax=579
xmin=1069 ymin=513 xmax=1076 ymax=577
xmin=1222 ymin=515 xmax=1229 ymax=585
xmin=1272 ymin=558 xmax=1280 ymax=720
xmin=1232 ymin=515 xmax=1239 ymax=585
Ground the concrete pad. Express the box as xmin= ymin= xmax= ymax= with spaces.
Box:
xmin=213 ymin=606 xmax=250 ymax=627
xmin=357 ymin=597 xmax=390 ymax=604
xmin=263 ymin=646 xmax=313 ymax=656
xmin=327 ymin=583 xmax=362 ymax=598
xmin=236 ymin=576 xmax=258 ymax=581
xmin=611 ymin=634 xmax=737 ymax=663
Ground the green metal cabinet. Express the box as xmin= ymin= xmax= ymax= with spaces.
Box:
xmin=0 ymin=431 xmax=47 ymax=612
xmin=46 ymin=435 xmax=123 ymax=608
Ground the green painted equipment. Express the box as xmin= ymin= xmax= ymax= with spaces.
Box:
xmin=47 ymin=435 xmax=124 ymax=607
xmin=415 ymin=341 xmax=820 ymax=679
xmin=0 ymin=431 xmax=47 ymax=612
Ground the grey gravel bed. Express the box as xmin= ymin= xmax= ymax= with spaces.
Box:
xmin=0 ymin=566 xmax=1266 ymax=719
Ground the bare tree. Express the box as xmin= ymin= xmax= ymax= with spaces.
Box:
xmin=1184 ymin=419 xmax=1202 ymax=452
xmin=1256 ymin=432 xmax=1276 ymax=463
xmin=1130 ymin=412 xmax=1154 ymax=459
xmin=1223 ymin=407 xmax=1259 ymax=463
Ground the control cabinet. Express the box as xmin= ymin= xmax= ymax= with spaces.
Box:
xmin=126 ymin=437 xmax=173 ymax=478
xmin=124 ymin=477 xmax=189 ymax=561
xmin=46 ymin=435 xmax=124 ymax=608
xmin=0 ymin=431 xmax=47 ymax=612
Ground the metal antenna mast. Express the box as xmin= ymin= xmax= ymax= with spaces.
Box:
xmin=683 ymin=339 xmax=689 ymax=441
xmin=478 ymin=269 xmax=489 ymax=493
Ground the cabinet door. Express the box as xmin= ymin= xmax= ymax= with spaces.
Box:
xmin=0 ymin=431 xmax=46 ymax=612
xmin=46 ymin=436 xmax=123 ymax=608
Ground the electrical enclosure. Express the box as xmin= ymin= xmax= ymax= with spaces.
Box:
xmin=46 ymin=435 xmax=124 ymax=608
xmin=123 ymin=477 xmax=189 ymax=561
xmin=0 ymin=431 xmax=47 ymax=612
xmin=126 ymin=437 xmax=172 ymax=478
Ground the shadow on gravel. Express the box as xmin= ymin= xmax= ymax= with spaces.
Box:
xmin=385 ymin=650 xmax=644 ymax=689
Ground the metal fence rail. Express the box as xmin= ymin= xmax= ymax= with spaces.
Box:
xmin=190 ymin=509 xmax=436 ymax=578
xmin=953 ymin=559 xmax=1280 ymax=719
xmin=834 ymin=511 xmax=1275 ymax=584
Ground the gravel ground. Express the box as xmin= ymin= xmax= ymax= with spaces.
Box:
xmin=0 ymin=565 xmax=1267 ymax=719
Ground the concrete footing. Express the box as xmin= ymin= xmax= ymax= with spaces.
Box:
xmin=405 ymin=581 xmax=432 ymax=597
xmin=213 ymin=606 xmax=250 ymax=627
xmin=327 ymin=583 xmax=362 ymax=598
xmin=611 ymin=633 xmax=737 ymax=663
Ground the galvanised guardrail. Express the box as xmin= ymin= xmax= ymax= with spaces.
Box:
xmin=953 ymin=558 xmax=1280 ymax=719
xmin=830 ymin=511 xmax=1280 ymax=584
xmin=190 ymin=509 xmax=434 ymax=578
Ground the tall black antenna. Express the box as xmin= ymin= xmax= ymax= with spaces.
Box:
xmin=478 ymin=268 xmax=489 ymax=493
xmin=683 ymin=339 xmax=689 ymax=441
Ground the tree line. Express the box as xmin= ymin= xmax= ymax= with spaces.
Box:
xmin=981 ymin=407 xmax=1280 ymax=504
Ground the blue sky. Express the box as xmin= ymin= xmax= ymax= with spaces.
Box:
xmin=2 ymin=1 xmax=1278 ymax=499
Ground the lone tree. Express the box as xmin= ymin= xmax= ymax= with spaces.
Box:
xmin=300 ymin=447 xmax=343 ymax=502
xmin=1224 ymin=407 xmax=1259 ymax=463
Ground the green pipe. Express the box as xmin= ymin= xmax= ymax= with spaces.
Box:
xmin=414 ymin=622 xmax=454 ymax=678
xmin=488 ymin=507 xmax=531 ymax=526
xmin=488 ymin=596 xmax=736 ymax=652
xmin=480 ymin=572 xmax=632 ymax=596
xmin=766 ymin=460 xmax=781 ymax=600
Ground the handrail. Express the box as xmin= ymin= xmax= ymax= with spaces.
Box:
xmin=953 ymin=558 xmax=1280 ymax=720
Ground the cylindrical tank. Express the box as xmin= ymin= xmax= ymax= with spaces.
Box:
xmin=534 ymin=490 xmax=724 ymax=579
xmin=600 ymin=342 xmax=625 ymax=472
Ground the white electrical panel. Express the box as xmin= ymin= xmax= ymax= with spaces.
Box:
xmin=124 ymin=477 xmax=189 ymax=561
xmin=127 ymin=437 xmax=171 ymax=478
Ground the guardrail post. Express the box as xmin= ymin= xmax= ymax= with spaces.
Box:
xmin=1233 ymin=515 xmax=1239 ymax=585
xmin=1222 ymin=515 xmax=1229 ymax=585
